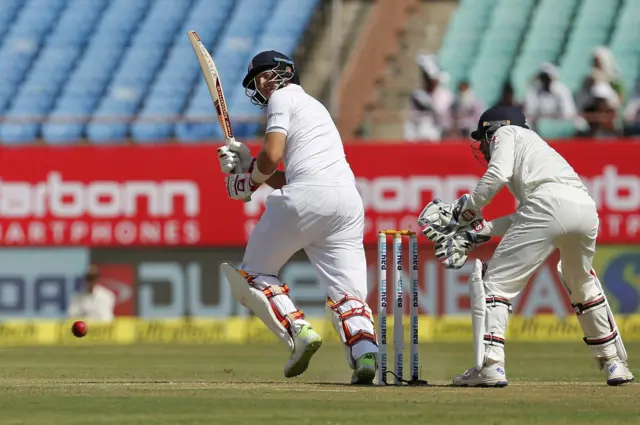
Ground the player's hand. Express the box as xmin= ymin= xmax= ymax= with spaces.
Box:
xmin=417 ymin=194 xmax=481 ymax=243
xmin=434 ymin=221 xmax=491 ymax=269
xmin=225 ymin=173 xmax=260 ymax=200
xmin=217 ymin=140 xmax=254 ymax=174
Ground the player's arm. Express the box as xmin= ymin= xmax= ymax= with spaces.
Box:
xmin=225 ymin=94 xmax=290 ymax=200
xmin=250 ymin=94 xmax=289 ymax=187
xmin=468 ymin=126 xmax=516 ymax=209
xmin=67 ymin=295 xmax=82 ymax=318
xmin=94 ymin=290 xmax=116 ymax=322
xmin=485 ymin=214 xmax=515 ymax=237
xmin=252 ymin=131 xmax=285 ymax=185
xmin=266 ymin=171 xmax=286 ymax=189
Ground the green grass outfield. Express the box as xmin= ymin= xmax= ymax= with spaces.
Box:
xmin=0 ymin=342 xmax=638 ymax=425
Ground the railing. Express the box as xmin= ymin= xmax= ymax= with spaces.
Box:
xmin=0 ymin=115 xmax=265 ymax=124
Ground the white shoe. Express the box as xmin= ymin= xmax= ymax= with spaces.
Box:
xmin=601 ymin=357 xmax=635 ymax=386
xmin=452 ymin=363 xmax=508 ymax=387
xmin=284 ymin=325 xmax=323 ymax=378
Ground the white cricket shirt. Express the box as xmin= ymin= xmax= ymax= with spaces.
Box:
xmin=469 ymin=126 xmax=588 ymax=208
xmin=67 ymin=284 xmax=116 ymax=322
xmin=265 ymin=84 xmax=356 ymax=185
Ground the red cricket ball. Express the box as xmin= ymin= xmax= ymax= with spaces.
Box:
xmin=72 ymin=321 xmax=88 ymax=338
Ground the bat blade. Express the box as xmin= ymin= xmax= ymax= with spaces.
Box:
xmin=186 ymin=30 xmax=234 ymax=142
xmin=187 ymin=30 xmax=251 ymax=202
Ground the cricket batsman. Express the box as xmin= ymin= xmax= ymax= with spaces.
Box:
xmin=417 ymin=106 xmax=634 ymax=387
xmin=216 ymin=51 xmax=378 ymax=384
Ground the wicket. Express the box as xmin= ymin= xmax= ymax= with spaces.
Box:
xmin=376 ymin=229 xmax=421 ymax=386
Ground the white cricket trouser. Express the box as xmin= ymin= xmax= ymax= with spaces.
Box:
xmin=242 ymin=181 xmax=367 ymax=299
xmin=242 ymin=180 xmax=376 ymax=364
xmin=481 ymin=183 xmax=624 ymax=364
xmin=484 ymin=183 xmax=599 ymax=301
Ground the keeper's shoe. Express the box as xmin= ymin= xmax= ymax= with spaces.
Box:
xmin=452 ymin=363 xmax=508 ymax=387
xmin=601 ymin=357 xmax=635 ymax=386
xmin=351 ymin=353 xmax=377 ymax=385
xmin=284 ymin=325 xmax=322 ymax=378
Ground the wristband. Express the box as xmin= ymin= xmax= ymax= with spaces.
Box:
xmin=250 ymin=164 xmax=275 ymax=185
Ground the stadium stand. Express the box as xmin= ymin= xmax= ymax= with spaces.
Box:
xmin=438 ymin=0 xmax=497 ymax=95
xmin=610 ymin=0 xmax=640 ymax=94
xmin=0 ymin=0 xmax=638 ymax=143
xmin=0 ymin=0 xmax=319 ymax=144
xmin=367 ymin=0 xmax=640 ymax=140
xmin=468 ymin=0 xmax=537 ymax=107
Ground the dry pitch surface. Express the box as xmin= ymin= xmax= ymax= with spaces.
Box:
xmin=0 ymin=342 xmax=638 ymax=425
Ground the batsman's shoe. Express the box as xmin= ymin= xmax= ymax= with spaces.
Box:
xmin=452 ymin=363 xmax=508 ymax=387
xmin=284 ymin=325 xmax=322 ymax=378
xmin=601 ymin=357 xmax=635 ymax=386
xmin=351 ymin=353 xmax=377 ymax=385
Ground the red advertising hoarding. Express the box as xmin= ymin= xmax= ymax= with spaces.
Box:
xmin=0 ymin=141 xmax=639 ymax=246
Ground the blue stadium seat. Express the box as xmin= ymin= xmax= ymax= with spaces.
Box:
xmin=41 ymin=96 xmax=96 ymax=144
xmin=0 ymin=122 xmax=39 ymax=144
xmin=86 ymin=100 xmax=132 ymax=143
xmin=86 ymin=123 xmax=128 ymax=144
xmin=1 ymin=0 xmax=317 ymax=144
xmin=177 ymin=0 xmax=282 ymax=142
xmin=0 ymin=0 xmax=25 ymax=37
xmin=41 ymin=122 xmax=84 ymax=144
xmin=131 ymin=119 xmax=175 ymax=143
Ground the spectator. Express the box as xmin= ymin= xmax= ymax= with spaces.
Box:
xmin=449 ymin=80 xmax=485 ymax=138
xmin=404 ymin=54 xmax=453 ymax=141
xmin=578 ymin=82 xmax=622 ymax=138
xmin=404 ymin=89 xmax=441 ymax=141
xmin=576 ymin=74 xmax=596 ymax=113
xmin=493 ymin=81 xmax=523 ymax=112
xmin=592 ymin=46 xmax=624 ymax=103
xmin=524 ymin=63 xmax=577 ymax=127
xmin=576 ymin=71 xmax=620 ymax=114
xmin=67 ymin=264 xmax=116 ymax=323
xmin=623 ymin=81 xmax=640 ymax=137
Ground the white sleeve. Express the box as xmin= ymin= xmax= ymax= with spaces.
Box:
xmin=469 ymin=126 xmax=516 ymax=208
xmin=265 ymin=91 xmax=290 ymax=136
xmin=67 ymin=295 xmax=81 ymax=317
xmin=623 ymin=99 xmax=640 ymax=123
xmin=524 ymin=89 xmax=538 ymax=118
xmin=96 ymin=290 xmax=116 ymax=322
xmin=557 ymin=85 xmax=577 ymax=118
xmin=485 ymin=214 xmax=515 ymax=237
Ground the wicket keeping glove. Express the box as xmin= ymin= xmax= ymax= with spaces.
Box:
xmin=218 ymin=140 xmax=254 ymax=175
xmin=434 ymin=221 xmax=491 ymax=269
xmin=417 ymin=194 xmax=483 ymax=244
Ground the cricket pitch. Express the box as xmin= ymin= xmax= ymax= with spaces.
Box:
xmin=0 ymin=342 xmax=638 ymax=425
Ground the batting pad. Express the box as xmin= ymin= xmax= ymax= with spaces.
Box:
xmin=327 ymin=296 xmax=376 ymax=344
xmin=221 ymin=263 xmax=308 ymax=351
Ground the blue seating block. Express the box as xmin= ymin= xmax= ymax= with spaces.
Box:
xmin=0 ymin=0 xmax=317 ymax=144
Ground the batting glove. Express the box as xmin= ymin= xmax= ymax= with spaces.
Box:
xmin=225 ymin=172 xmax=260 ymax=201
xmin=217 ymin=140 xmax=254 ymax=175
xmin=417 ymin=194 xmax=482 ymax=244
xmin=434 ymin=221 xmax=491 ymax=269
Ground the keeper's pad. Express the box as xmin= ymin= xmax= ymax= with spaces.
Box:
xmin=221 ymin=263 xmax=306 ymax=351
xmin=469 ymin=260 xmax=511 ymax=370
xmin=557 ymin=261 xmax=627 ymax=362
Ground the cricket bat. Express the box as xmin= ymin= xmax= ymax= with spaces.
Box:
xmin=187 ymin=30 xmax=251 ymax=202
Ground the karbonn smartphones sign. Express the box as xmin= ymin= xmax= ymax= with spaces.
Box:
xmin=0 ymin=142 xmax=639 ymax=246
